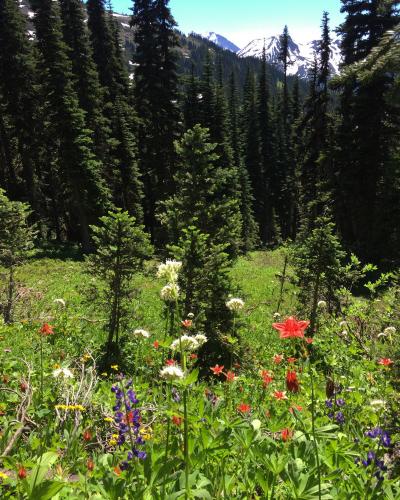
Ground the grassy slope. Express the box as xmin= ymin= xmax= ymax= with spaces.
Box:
xmin=1 ymin=250 xmax=295 ymax=361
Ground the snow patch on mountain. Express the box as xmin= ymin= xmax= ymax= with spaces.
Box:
xmin=199 ymin=32 xmax=240 ymax=53
xmin=238 ymin=34 xmax=342 ymax=77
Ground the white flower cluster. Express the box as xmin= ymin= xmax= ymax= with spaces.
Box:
xmin=378 ymin=326 xmax=396 ymax=339
xmin=226 ymin=297 xmax=245 ymax=311
xmin=160 ymin=365 xmax=184 ymax=381
xmin=317 ymin=300 xmax=327 ymax=309
xmin=53 ymin=298 xmax=66 ymax=308
xmin=157 ymin=259 xmax=182 ymax=283
xmin=53 ymin=368 xmax=74 ymax=379
xmin=157 ymin=259 xmax=182 ymax=302
xmin=133 ymin=329 xmax=151 ymax=338
xmin=160 ymin=282 xmax=180 ymax=302
xmin=170 ymin=334 xmax=207 ymax=352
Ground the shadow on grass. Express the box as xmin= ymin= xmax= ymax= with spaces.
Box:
xmin=29 ymin=242 xmax=85 ymax=262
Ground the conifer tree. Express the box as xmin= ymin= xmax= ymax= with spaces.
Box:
xmin=85 ymin=0 xmax=144 ymax=219
xmin=257 ymin=46 xmax=277 ymax=244
xmin=228 ymin=73 xmax=258 ymax=251
xmin=334 ymin=0 xmax=400 ymax=262
xmin=242 ymin=69 xmax=264 ymax=241
xmin=162 ymin=125 xmax=242 ymax=258
xmin=183 ymin=64 xmax=202 ymax=130
xmin=0 ymin=0 xmax=40 ymax=211
xmin=131 ymin=0 xmax=180 ymax=241
xmin=31 ymin=0 xmax=111 ymax=250
xmin=298 ymin=13 xmax=332 ymax=233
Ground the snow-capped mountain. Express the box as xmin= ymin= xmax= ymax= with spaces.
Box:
xmin=199 ymin=32 xmax=240 ymax=53
xmin=238 ymin=34 xmax=342 ymax=77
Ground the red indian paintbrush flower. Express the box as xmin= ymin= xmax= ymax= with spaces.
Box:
xmin=289 ymin=405 xmax=303 ymax=414
xmin=287 ymin=357 xmax=297 ymax=363
xmin=39 ymin=323 xmax=54 ymax=336
xmin=165 ymin=359 xmax=175 ymax=366
xmin=261 ymin=370 xmax=273 ymax=387
xmin=87 ymin=459 xmax=95 ymax=471
xmin=153 ymin=340 xmax=159 ymax=349
xmin=83 ymin=430 xmax=92 ymax=442
xmin=286 ymin=370 xmax=300 ymax=393
xmin=272 ymin=316 xmax=310 ymax=339
xmin=172 ymin=415 xmax=183 ymax=426
xmin=237 ymin=403 xmax=251 ymax=414
xmin=210 ymin=364 xmax=224 ymax=376
xmin=17 ymin=466 xmax=27 ymax=479
xmin=281 ymin=428 xmax=293 ymax=442
xmin=225 ymin=370 xmax=235 ymax=382
xmin=181 ymin=319 xmax=192 ymax=328
xmin=378 ymin=358 xmax=393 ymax=366
xmin=273 ymin=354 xmax=284 ymax=364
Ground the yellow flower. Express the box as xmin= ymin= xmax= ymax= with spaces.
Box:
xmin=0 ymin=471 xmax=8 ymax=480
xmin=139 ymin=427 xmax=153 ymax=441
xmin=55 ymin=404 xmax=85 ymax=412
xmin=53 ymin=363 xmax=61 ymax=369
xmin=104 ymin=417 xmax=114 ymax=423
xmin=110 ymin=365 xmax=119 ymax=371
xmin=101 ymin=372 xmax=108 ymax=377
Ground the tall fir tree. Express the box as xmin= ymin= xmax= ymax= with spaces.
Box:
xmin=297 ymin=12 xmax=332 ymax=233
xmin=183 ymin=64 xmax=202 ymax=130
xmin=31 ymin=0 xmax=111 ymax=250
xmin=131 ymin=0 xmax=180 ymax=241
xmin=334 ymin=0 xmax=400 ymax=262
xmin=228 ymin=72 xmax=259 ymax=251
xmin=85 ymin=0 xmax=144 ymax=220
xmin=242 ymin=69 xmax=264 ymax=242
xmin=257 ymin=45 xmax=277 ymax=244
xmin=0 ymin=0 xmax=41 ymax=212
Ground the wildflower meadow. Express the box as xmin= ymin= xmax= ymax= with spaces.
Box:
xmin=0 ymin=249 xmax=399 ymax=499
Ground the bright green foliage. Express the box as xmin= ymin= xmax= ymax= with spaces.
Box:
xmin=0 ymin=190 xmax=35 ymax=323
xmin=162 ymin=125 xmax=242 ymax=258
xmin=85 ymin=210 xmax=153 ymax=353
xmin=293 ymin=214 xmax=346 ymax=332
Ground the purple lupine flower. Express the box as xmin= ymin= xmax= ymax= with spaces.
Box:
xmin=367 ymin=451 xmax=376 ymax=462
xmin=335 ymin=412 xmax=345 ymax=425
xmin=336 ymin=398 xmax=345 ymax=407
xmin=381 ymin=432 xmax=391 ymax=447
xmin=325 ymin=399 xmax=333 ymax=408
xmin=172 ymin=387 xmax=181 ymax=403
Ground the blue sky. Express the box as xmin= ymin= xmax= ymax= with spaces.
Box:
xmin=111 ymin=0 xmax=344 ymax=47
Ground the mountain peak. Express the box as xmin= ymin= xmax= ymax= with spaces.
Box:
xmin=238 ymin=34 xmax=342 ymax=78
xmin=198 ymin=32 xmax=240 ymax=53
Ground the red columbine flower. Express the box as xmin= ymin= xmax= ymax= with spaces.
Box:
xmin=237 ymin=403 xmax=251 ymax=414
xmin=181 ymin=320 xmax=192 ymax=328
xmin=305 ymin=337 xmax=314 ymax=344
xmin=272 ymin=316 xmax=310 ymax=339
xmin=261 ymin=370 xmax=273 ymax=387
xmin=83 ymin=430 xmax=92 ymax=442
xmin=281 ymin=428 xmax=293 ymax=442
xmin=39 ymin=323 xmax=54 ymax=336
xmin=287 ymin=357 xmax=297 ymax=363
xmin=190 ymin=353 xmax=198 ymax=360
xmin=273 ymin=354 xmax=284 ymax=364
xmin=172 ymin=415 xmax=183 ymax=426
xmin=225 ymin=370 xmax=235 ymax=382
xmin=286 ymin=370 xmax=300 ymax=393
xmin=153 ymin=340 xmax=159 ymax=349
xmin=210 ymin=364 xmax=224 ymax=376
xmin=273 ymin=390 xmax=288 ymax=400
xmin=165 ymin=359 xmax=175 ymax=366
xmin=378 ymin=358 xmax=393 ymax=366
xmin=87 ymin=459 xmax=94 ymax=471
xmin=17 ymin=466 xmax=27 ymax=479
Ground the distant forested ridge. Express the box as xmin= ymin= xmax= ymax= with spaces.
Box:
xmin=0 ymin=0 xmax=399 ymax=265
